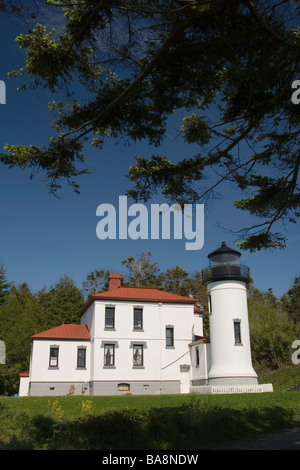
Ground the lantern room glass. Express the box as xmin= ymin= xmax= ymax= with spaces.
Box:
xmin=202 ymin=242 xmax=250 ymax=284
xmin=210 ymin=252 xmax=240 ymax=267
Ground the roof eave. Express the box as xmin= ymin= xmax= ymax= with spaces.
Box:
xmin=79 ymin=293 xmax=197 ymax=317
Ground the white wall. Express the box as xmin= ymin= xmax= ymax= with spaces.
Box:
xmin=193 ymin=314 xmax=203 ymax=339
xmin=207 ymin=280 xmax=257 ymax=383
xmin=29 ymin=339 xmax=90 ymax=383
xmin=19 ymin=376 xmax=29 ymax=396
xmin=190 ymin=342 xmax=210 ymax=385
xmin=82 ymin=300 xmax=198 ymax=384
xmin=28 ymin=299 xmax=201 ymax=395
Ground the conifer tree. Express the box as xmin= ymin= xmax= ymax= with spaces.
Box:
xmin=45 ymin=274 xmax=85 ymax=328
xmin=0 ymin=263 xmax=12 ymax=305
xmin=0 ymin=1 xmax=299 ymax=250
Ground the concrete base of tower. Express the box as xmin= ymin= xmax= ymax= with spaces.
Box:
xmin=189 ymin=383 xmax=273 ymax=394
xmin=208 ymin=376 xmax=258 ymax=386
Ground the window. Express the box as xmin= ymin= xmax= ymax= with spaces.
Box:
xmin=104 ymin=344 xmax=115 ymax=366
xmin=49 ymin=347 xmax=59 ymax=368
xmin=105 ymin=306 xmax=115 ymax=329
xmin=195 ymin=347 xmax=200 ymax=367
xmin=77 ymin=348 xmax=86 ymax=368
xmin=234 ymin=320 xmax=242 ymax=344
xmin=166 ymin=326 xmax=174 ymax=348
xmin=118 ymin=383 xmax=130 ymax=392
xmin=134 ymin=307 xmax=143 ymax=330
xmin=133 ymin=344 xmax=143 ymax=366
xmin=208 ymin=294 xmax=212 ymax=313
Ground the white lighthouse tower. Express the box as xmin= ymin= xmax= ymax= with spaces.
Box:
xmin=202 ymin=242 xmax=258 ymax=387
xmin=189 ymin=241 xmax=273 ymax=394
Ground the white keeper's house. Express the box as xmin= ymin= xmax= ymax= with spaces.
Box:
xmin=19 ymin=243 xmax=273 ymax=397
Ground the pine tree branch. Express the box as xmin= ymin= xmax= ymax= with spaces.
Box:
xmin=242 ymin=0 xmax=300 ymax=49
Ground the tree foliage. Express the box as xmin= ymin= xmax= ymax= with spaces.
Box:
xmin=281 ymin=276 xmax=300 ymax=324
xmin=121 ymin=251 xmax=163 ymax=287
xmin=82 ymin=268 xmax=110 ymax=298
xmin=0 ymin=1 xmax=299 ymax=250
xmin=248 ymin=285 xmax=299 ymax=371
xmin=0 ymin=283 xmax=43 ymax=394
xmin=42 ymin=274 xmax=85 ymax=326
xmin=0 ymin=273 xmax=85 ymax=394
xmin=0 ymin=264 xmax=12 ymax=305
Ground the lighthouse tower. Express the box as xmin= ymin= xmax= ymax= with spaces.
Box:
xmin=202 ymin=242 xmax=258 ymax=386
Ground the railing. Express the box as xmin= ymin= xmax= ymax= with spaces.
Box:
xmin=201 ymin=264 xmax=250 ymax=284
xmin=211 ymin=384 xmax=266 ymax=394
xmin=189 ymin=383 xmax=273 ymax=394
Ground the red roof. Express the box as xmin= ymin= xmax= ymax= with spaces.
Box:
xmin=80 ymin=286 xmax=197 ymax=316
xmin=94 ymin=286 xmax=196 ymax=303
xmin=189 ymin=336 xmax=210 ymax=346
xmin=31 ymin=324 xmax=90 ymax=341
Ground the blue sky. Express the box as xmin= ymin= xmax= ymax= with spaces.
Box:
xmin=0 ymin=10 xmax=299 ymax=299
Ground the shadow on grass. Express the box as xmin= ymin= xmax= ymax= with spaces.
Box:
xmin=0 ymin=401 xmax=296 ymax=450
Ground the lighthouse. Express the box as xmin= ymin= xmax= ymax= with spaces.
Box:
xmin=202 ymin=242 xmax=258 ymax=386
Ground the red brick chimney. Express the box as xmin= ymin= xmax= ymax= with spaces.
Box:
xmin=109 ymin=273 xmax=122 ymax=290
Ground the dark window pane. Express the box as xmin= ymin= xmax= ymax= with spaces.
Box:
xmin=104 ymin=344 xmax=115 ymax=366
xmin=49 ymin=347 xmax=59 ymax=367
xmin=133 ymin=345 xmax=143 ymax=366
xmin=134 ymin=308 xmax=143 ymax=329
xmin=166 ymin=327 xmax=174 ymax=347
xmin=234 ymin=321 xmax=242 ymax=344
xmin=105 ymin=307 xmax=115 ymax=328
xmin=77 ymin=348 xmax=86 ymax=368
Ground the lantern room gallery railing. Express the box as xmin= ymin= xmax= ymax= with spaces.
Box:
xmin=201 ymin=264 xmax=250 ymax=284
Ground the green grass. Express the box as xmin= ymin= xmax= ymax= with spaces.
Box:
xmin=258 ymin=365 xmax=300 ymax=391
xmin=0 ymin=391 xmax=299 ymax=450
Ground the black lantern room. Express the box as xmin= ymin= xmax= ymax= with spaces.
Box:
xmin=202 ymin=242 xmax=250 ymax=285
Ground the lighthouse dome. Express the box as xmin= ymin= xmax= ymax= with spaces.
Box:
xmin=208 ymin=241 xmax=241 ymax=266
xmin=202 ymin=242 xmax=250 ymax=284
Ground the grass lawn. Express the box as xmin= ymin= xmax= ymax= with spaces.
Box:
xmin=0 ymin=391 xmax=299 ymax=450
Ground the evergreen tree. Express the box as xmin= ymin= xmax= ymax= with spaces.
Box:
xmin=0 ymin=263 xmax=12 ymax=305
xmin=162 ymin=265 xmax=190 ymax=296
xmin=248 ymin=286 xmax=297 ymax=371
xmin=44 ymin=274 xmax=85 ymax=328
xmin=0 ymin=283 xmax=43 ymax=395
xmin=281 ymin=276 xmax=300 ymax=324
xmin=1 ymin=1 xmax=299 ymax=250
